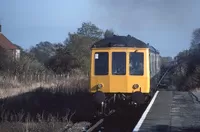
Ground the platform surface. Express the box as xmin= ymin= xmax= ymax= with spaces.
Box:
xmin=135 ymin=90 xmax=200 ymax=132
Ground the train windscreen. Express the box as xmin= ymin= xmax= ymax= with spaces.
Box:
xmin=112 ymin=52 xmax=126 ymax=75
xmin=129 ymin=52 xmax=144 ymax=75
xmin=94 ymin=52 xmax=108 ymax=75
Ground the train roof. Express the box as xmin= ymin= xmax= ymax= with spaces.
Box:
xmin=149 ymin=45 xmax=160 ymax=54
xmin=91 ymin=35 xmax=160 ymax=53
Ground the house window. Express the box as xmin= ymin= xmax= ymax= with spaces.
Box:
xmin=15 ymin=49 xmax=20 ymax=59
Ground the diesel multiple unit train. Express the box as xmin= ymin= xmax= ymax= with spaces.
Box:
xmin=90 ymin=35 xmax=161 ymax=114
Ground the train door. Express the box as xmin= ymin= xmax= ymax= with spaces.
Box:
xmin=90 ymin=51 xmax=110 ymax=93
xmin=109 ymin=51 xmax=128 ymax=93
xmin=127 ymin=49 xmax=150 ymax=93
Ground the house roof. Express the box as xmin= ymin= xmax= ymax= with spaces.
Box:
xmin=0 ymin=33 xmax=17 ymax=50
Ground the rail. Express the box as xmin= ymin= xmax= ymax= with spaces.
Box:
xmin=157 ymin=58 xmax=187 ymax=88
xmin=85 ymin=109 xmax=115 ymax=132
xmin=86 ymin=119 xmax=104 ymax=132
xmin=188 ymin=91 xmax=200 ymax=104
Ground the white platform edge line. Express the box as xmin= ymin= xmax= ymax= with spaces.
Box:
xmin=132 ymin=91 xmax=160 ymax=132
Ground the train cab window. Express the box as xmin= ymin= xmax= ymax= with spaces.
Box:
xmin=94 ymin=52 xmax=108 ymax=75
xmin=112 ymin=52 xmax=126 ymax=75
xmin=129 ymin=52 xmax=144 ymax=75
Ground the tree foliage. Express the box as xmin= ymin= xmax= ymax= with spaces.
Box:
xmin=160 ymin=56 xmax=173 ymax=67
xmin=46 ymin=46 xmax=79 ymax=74
xmin=62 ymin=22 xmax=105 ymax=73
xmin=191 ymin=28 xmax=200 ymax=48
xmin=66 ymin=34 xmax=93 ymax=72
xmin=76 ymin=22 xmax=104 ymax=39
xmin=171 ymin=28 xmax=200 ymax=91
xmin=104 ymin=29 xmax=115 ymax=38
xmin=29 ymin=41 xmax=63 ymax=64
xmin=0 ymin=49 xmax=48 ymax=76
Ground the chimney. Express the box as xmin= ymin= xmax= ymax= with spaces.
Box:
xmin=0 ymin=24 xmax=1 ymax=32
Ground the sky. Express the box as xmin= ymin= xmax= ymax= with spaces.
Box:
xmin=0 ymin=0 xmax=200 ymax=57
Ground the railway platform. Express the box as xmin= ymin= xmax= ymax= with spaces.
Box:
xmin=133 ymin=90 xmax=200 ymax=132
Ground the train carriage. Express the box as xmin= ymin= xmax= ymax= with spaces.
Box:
xmin=90 ymin=35 xmax=161 ymax=113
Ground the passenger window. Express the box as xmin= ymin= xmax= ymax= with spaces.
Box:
xmin=112 ymin=52 xmax=126 ymax=75
xmin=94 ymin=52 xmax=108 ymax=75
xmin=129 ymin=52 xmax=144 ymax=75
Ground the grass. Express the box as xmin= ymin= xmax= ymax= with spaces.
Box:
xmin=0 ymin=72 xmax=94 ymax=132
xmin=0 ymin=113 xmax=91 ymax=132
xmin=0 ymin=72 xmax=89 ymax=98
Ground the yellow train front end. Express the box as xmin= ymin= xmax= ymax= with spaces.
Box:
xmin=89 ymin=35 xmax=160 ymax=115
xmin=90 ymin=47 xmax=150 ymax=94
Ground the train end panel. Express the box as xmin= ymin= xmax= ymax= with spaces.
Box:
xmin=90 ymin=48 xmax=150 ymax=94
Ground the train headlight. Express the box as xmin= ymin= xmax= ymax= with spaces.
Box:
xmin=97 ymin=83 xmax=103 ymax=89
xmin=132 ymin=84 xmax=139 ymax=89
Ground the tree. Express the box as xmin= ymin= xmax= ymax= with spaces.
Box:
xmin=171 ymin=28 xmax=200 ymax=90
xmin=104 ymin=29 xmax=115 ymax=38
xmin=0 ymin=49 xmax=10 ymax=71
xmin=66 ymin=33 xmax=95 ymax=73
xmin=160 ymin=56 xmax=173 ymax=67
xmin=191 ymin=28 xmax=200 ymax=49
xmin=47 ymin=47 xmax=79 ymax=74
xmin=77 ymin=22 xmax=104 ymax=39
xmin=63 ymin=22 xmax=104 ymax=73
xmin=29 ymin=41 xmax=63 ymax=64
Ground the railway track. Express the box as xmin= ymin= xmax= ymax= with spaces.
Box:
xmin=85 ymin=104 xmax=148 ymax=132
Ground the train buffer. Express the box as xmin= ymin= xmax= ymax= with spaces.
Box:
xmin=133 ymin=90 xmax=200 ymax=132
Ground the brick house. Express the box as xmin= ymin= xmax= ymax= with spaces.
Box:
xmin=0 ymin=25 xmax=20 ymax=60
